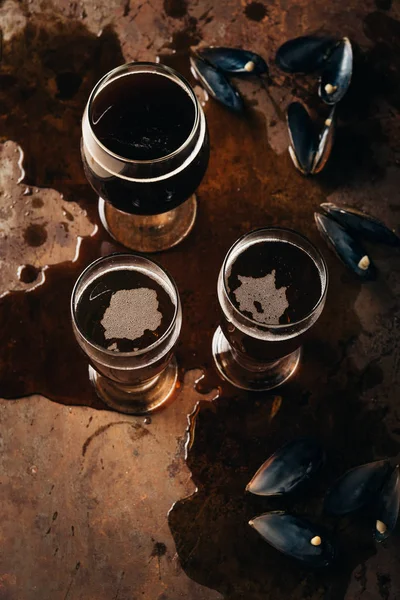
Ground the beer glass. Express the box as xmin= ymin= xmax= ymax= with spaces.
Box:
xmin=81 ymin=62 xmax=209 ymax=252
xmin=213 ymin=228 xmax=328 ymax=390
xmin=71 ymin=253 xmax=182 ymax=414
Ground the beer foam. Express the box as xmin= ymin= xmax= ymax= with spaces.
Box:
xmin=232 ymin=270 xmax=289 ymax=324
xmin=101 ymin=287 xmax=162 ymax=346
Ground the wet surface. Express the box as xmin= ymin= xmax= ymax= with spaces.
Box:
xmin=0 ymin=140 xmax=95 ymax=294
xmin=18 ymin=264 xmax=40 ymax=283
xmin=169 ymin=366 xmax=400 ymax=598
xmin=1 ymin=0 xmax=400 ymax=598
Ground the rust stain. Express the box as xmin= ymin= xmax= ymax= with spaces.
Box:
xmin=82 ymin=420 xmax=151 ymax=456
xmin=23 ymin=223 xmax=48 ymax=247
xmin=82 ymin=421 xmax=132 ymax=456
xmin=244 ymin=1 xmax=267 ymax=21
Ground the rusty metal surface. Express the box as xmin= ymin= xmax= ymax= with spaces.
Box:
xmin=0 ymin=141 xmax=95 ymax=295
xmin=0 ymin=371 xmax=220 ymax=600
xmin=0 ymin=0 xmax=400 ymax=598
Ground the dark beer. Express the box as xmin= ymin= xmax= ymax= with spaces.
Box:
xmin=83 ymin=70 xmax=209 ymax=216
xmin=227 ymin=240 xmax=322 ymax=325
xmin=222 ymin=239 xmax=324 ymax=361
xmin=91 ymin=72 xmax=195 ymax=160
xmin=76 ymin=268 xmax=176 ymax=353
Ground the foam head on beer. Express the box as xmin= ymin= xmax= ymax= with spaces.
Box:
xmin=76 ymin=267 xmax=175 ymax=353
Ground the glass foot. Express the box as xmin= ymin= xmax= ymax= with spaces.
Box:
xmin=88 ymin=356 xmax=179 ymax=414
xmin=212 ymin=327 xmax=301 ymax=391
xmin=98 ymin=195 xmax=197 ymax=253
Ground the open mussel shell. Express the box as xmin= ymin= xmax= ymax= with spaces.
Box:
xmin=315 ymin=212 xmax=376 ymax=280
xmin=320 ymin=203 xmax=400 ymax=247
xmin=312 ymin=107 xmax=336 ymax=174
xmin=324 ymin=460 xmax=392 ymax=516
xmin=249 ymin=511 xmax=335 ymax=568
xmin=197 ymin=47 xmax=268 ymax=76
xmin=287 ymin=102 xmax=317 ymax=175
xmin=319 ymin=37 xmax=352 ymax=105
xmin=190 ymin=53 xmax=243 ymax=112
xmin=287 ymin=103 xmax=335 ymax=175
xmin=276 ymin=35 xmax=337 ymax=74
xmin=246 ymin=437 xmax=325 ymax=497
xmin=375 ymin=465 xmax=400 ymax=542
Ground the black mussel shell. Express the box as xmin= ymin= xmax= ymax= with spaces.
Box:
xmin=287 ymin=103 xmax=335 ymax=175
xmin=315 ymin=212 xmax=376 ymax=280
xmin=320 ymin=203 xmax=400 ymax=247
xmin=375 ymin=465 xmax=400 ymax=542
xmin=276 ymin=35 xmax=337 ymax=74
xmin=246 ymin=437 xmax=325 ymax=496
xmin=198 ymin=47 xmax=268 ymax=76
xmin=190 ymin=54 xmax=243 ymax=112
xmin=324 ymin=460 xmax=391 ymax=516
xmin=287 ymin=102 xmax=317 ymax=174
xmin=319 ymin=37 xmax=352 ymax=105
xmin=250 ymin=511 xmax=335 ymax=568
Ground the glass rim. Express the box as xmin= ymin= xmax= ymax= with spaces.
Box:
xmin=71 ymin=252 xmax=180 ymax=358
xmin=222 ymin=227 xmax=329 ymax=331
xmin=86 ymin=61 xmax=200 ymax=166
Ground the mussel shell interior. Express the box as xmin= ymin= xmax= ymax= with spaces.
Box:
xmin=319 ymin=37 xmax=353 ymax=105
xmin=198 ymin=47 xmax=269 ymax=75
xmin=324 ymin=460 xmax=391 ymax=515
xmin=287 ymin=102 xmax=317 ymax=175
xmin=250 ymin=511 xmax=335 ymax=568
xmin=190 ymin=55 xmax=243 ymax=112
xmin=320 ymin=203 xmax=400 ymax=246
xmin=315 ymin=212 xmax=376 ymax=280
xmin=247 ymin=437 xmax=325 ymax=496
xmin=312 ymin=107 xmax=336 ymax=174
xmin=276 ymin=35 xmax=337 ymax=74
xmin=375 ymin=465 xmax=400 ymax=542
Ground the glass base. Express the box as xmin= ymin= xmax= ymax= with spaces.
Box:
xmin=98 ymin=195 xmax=197 ymax=253
xmin=212 ymin=327 xmax=301 ymax=391
xmin=88 ymin=356 xmax=179 ymax=414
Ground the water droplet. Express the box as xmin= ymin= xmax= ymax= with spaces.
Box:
xmin=18 ymin=264 xmax=40 ymax=283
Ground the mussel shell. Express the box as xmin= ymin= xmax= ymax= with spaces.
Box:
xmin=319 ymin=37 xmax=353 ymax=105
xmin=375 ymin=465 xmax=400 ymax=542
xmin=320 ymin=203 xmax=400 ymax=246
xmin=250 ymin=511 xmax=335 ymax=568
xmin=314 ymin=212 xmax=376 ymax=280
xmin=190 ymin=54 xmax=243 ymax=112
xmin=276 ymin=35 xmax=337 ymax=74
xmin=246 ymin=437 xmax=325 ymax=496
xmin=312 ymin=107 xmax=336 ymax=174
xmin=324 ymin=460 xmax=392 ymax=516
xmin=287 ymin=102 xmax=317 ymax=175
xmin=198 ymin=47 xmax=268 ymax=76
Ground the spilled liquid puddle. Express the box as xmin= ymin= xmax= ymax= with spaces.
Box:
xmin=0 ymin=45 xmax=332 ymax=407
xmin=169 ymin=385 xmax=399 ymax=599
xmin=1 ymin=13 xmax=400 ymax=599
xmin=0 ymin=140 xmax=96 ymax=295
xmin=162 ymin=43 xmax=400 ymax=600
xmin=1 ymin=13 xmax=392 ymax=407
